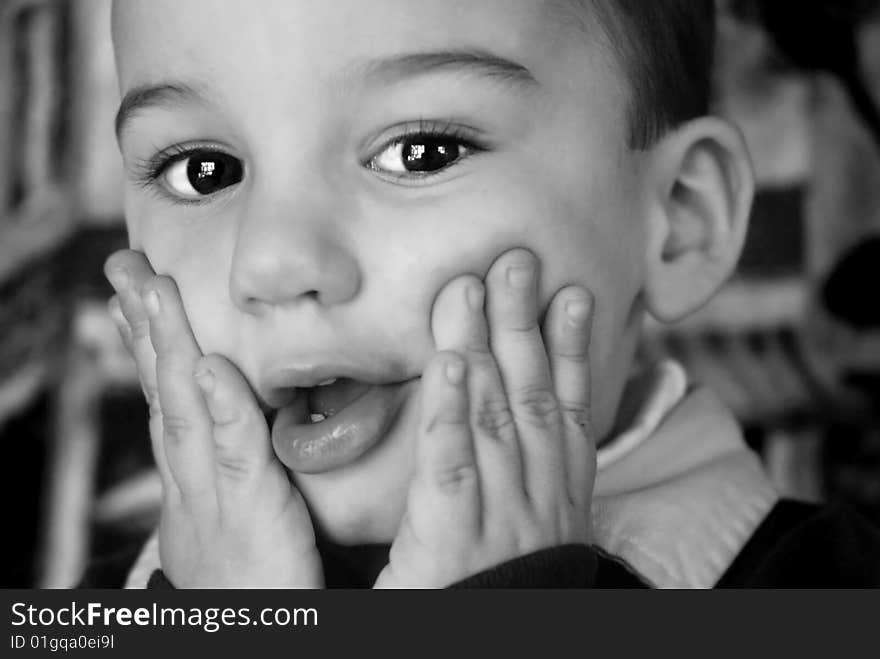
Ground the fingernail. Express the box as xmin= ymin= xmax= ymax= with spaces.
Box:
xmin=444 ymin=358 xmax=466 ymax=384
xmin=466 ymin=282 xmax=484 ymax=311
xmin=506 ymin=263 xmax=534 ymax=289
xmin=566 ymin=296 xmax=592 ymax=323
xmin=194 ymin=368 xmax=215 ymax=394
xmin=143 ymin=289 xmax=160 ymax=316
xmin=107 ymin=266 xmax=129 ymax=291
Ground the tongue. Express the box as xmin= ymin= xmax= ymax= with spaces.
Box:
xmin=307 ymin=378 xmax=370 ymax=417
xmin=271 ymin=380 xmax=406 ymax=473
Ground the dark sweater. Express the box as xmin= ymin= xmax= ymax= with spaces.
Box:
xmin=134 ymin=500 xmax=880 ymax=588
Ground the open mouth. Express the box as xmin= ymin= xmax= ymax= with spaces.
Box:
xmin=266 ymin=373 xmax=416 ymax=474
xmin=305 ymin=377 xmax=369 ymax=422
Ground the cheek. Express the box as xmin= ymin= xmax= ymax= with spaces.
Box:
xmin=374 ymin=165 xmax=645 ymax=340
xmin=133 ymin=207 xmax=244 ymax=359
xmin=369 ymin=162 xmax=645 ymax=434
xmin=180 ymin=280 xmax=237 ymax=350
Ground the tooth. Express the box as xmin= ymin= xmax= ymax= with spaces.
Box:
xmin=317 ymin=378 xmax=337 ymax=387
xmin=310 ymin=413 xmax=327 ymax=423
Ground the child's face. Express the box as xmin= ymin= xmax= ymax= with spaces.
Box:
xmin=114 ymin=0 xmax=649 ymax=543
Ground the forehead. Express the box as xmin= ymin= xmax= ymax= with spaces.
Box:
xmin=112 ymin=0 xmax=598 ymax=90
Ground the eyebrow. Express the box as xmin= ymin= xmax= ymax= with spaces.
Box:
xmin=114 ymin=50 xmax=537 ymax=139
xmin=115 ymin=82 xmax=206 ymax=140
xmin=357 ymin=49 xmax=539 ymax=90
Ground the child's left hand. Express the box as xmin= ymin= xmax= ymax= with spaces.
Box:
xmin=374 ymin=249 xmax=596 ymax=588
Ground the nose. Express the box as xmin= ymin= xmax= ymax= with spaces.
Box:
xmin=229 ymin=194 xmax=361 ymax=312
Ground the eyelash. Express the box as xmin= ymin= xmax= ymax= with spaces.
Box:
xmin=130 ymin=120 xmax=490 ymax=205
xmin=363 ymin=119 xmax=490 ymax=185
xmin=130 ymin=142 xmax=232 ymax=206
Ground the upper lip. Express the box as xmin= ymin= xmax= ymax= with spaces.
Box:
xmin=258 ymin=362 xmax=415 ymax=406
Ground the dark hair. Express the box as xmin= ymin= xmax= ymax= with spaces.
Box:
xmin=589 ymin=0 xmax=717 ymax=149
xmin=821 ymin=236 xmax=880 ymax=329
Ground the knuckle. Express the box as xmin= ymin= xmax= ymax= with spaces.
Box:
xmin=433 ymin=461 xmax=478 ymax=495
xmin=211 ymin=407 xmax=244 ymax=429
xmin=129 ymin=317 xmax=151 ymax=340
xmin=162 ymin=414 xmax=194 ymax=444
xmin=559 ymin=400 xmax=592 ymax=435
xmin=554 ymin=345 xmax=589 ymax=363
xmin=512 ymin=386 xmax=559 ymax=423
xmin=463 ymin=338 xmax=492 ymax=356
xmin=504 ymin=318 xmax=539 ymax=335
xmin=425 ymin=408 xmax=467 ymax=432
xmin=473 ymin=396 xmax=516 ymax=441
xmin=145 ymin=388 xmax=162 ymax=417
xmin=115 ymin=323 xmax=133 ymax=352
xmin=213 ymin=449 xmax=254 ymax=482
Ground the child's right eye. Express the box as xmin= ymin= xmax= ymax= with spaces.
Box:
xmin=157 ymin=150 xmax=244 ymax=201
xmin=133 ymin=145 xmax=244 ymax=203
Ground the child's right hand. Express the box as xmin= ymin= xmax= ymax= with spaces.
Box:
xmin=104 ymin=250 xmax=323 ymax=588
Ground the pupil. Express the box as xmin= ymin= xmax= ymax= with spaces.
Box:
xmin=186 ymin=153 xmax=242 ymax=194
xmin=403 ymin=137 xmax=460 ymax=173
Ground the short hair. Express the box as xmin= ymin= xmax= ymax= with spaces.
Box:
xmin=586 ymin=0 xmax=717 ymax=149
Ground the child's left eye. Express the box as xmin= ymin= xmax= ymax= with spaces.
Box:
xmin=367 ymin=132 xmax=482 ymax=182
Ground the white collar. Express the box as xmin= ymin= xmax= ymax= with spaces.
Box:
xmin=596 ymin=360 xmax=689 ymax=473
xmin=591 ymin=361 xmax=779 ymax=588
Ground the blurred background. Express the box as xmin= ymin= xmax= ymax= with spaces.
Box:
xmin=1 ymin=0 xmax=880 ymax=588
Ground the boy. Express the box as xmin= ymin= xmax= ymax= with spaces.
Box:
xmin=103 ymin=0 xmax=880 ymax=588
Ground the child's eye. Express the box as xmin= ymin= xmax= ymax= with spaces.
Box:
xmin=366 ymin=127 xmax=487 ymax=184
xmin=371 ymin=135 xmax=469 ymax=174
xmin=158 ymin=150 xmax=244 ymax=200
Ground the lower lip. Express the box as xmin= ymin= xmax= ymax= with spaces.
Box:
xmin=271 ymin=380 xmax=412 ymax=474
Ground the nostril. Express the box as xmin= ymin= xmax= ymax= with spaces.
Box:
xmin=242 ymin=296 xmax=265 ymax=314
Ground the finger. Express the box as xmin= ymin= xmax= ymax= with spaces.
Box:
xmin=543 ymin=286 xmax=596 ymax=507
xmin=107 ymin=295 xmax=133 ymax=353
xmin=142 ymin=275 xmax=217 ymax=508
xmin=485 ymin=249 xmax=563 ymax=502
xmin=432 ymin=275 xmax=525 ymax=508
xmin=194 ymin=354 xmax=274 ymax=502
xmin=411 ymin=351 xmax=480 ymax=538
xmin=105 ymin=249 xmax=155 ymax=286
xmin=104 ymin=251 xmax=160 ymax=405
xmin=104 ymin=259 xmax=175 ymax=493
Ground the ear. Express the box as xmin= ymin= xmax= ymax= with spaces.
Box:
xmin=642 ymin=118 xmax=755 ymax=323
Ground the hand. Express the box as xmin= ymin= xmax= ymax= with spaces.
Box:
xmin=104 ymin=250 xmax=323 ymax=588
xmin=374 ymin=249 xmax=596 ymax=588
